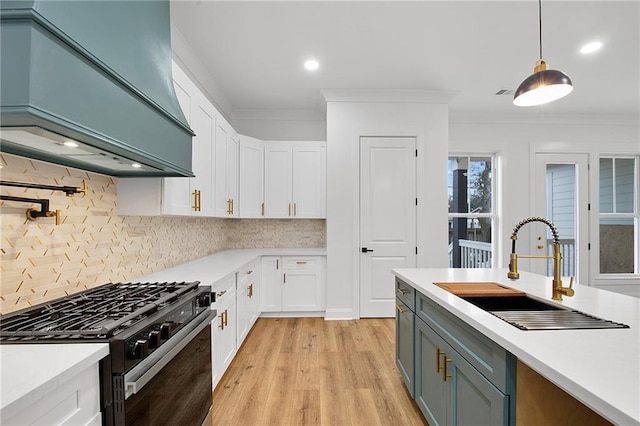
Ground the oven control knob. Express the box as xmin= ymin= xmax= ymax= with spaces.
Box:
xmin=129 ymin=339 xmax=149 ymax=359
xmin=197 ymin=293 xmax=211 ymax=308
xmin=160 ymin=322 xmax=172 ymax=340
xmin=148 ymin=330 xmax=161 ymax=349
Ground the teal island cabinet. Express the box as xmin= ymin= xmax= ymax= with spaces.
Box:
xmin=396 ymin=277 xmax=516 ymax=426
xmin=392 ymin=268 xmax=639 ymax=426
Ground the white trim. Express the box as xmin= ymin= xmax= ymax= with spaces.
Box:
xmin=323 ymin=308 xmax=356 ymax=321
xmin=259 ymin=312 xmax=325 ymax=318
xmin=322 ymin=89 xmax=458 ymax=104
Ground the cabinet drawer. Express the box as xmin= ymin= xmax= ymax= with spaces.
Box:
xmin=396 ymin=278 xmax=416 ymax=312
xmin=212 ymin=274 xmax=236 ymax=306
xmin=239 ymin=260 xmax=259 ymax=285
xmin=416 ymin=292 xmax=515 ymax=394
xmin=281 ymin=257 xmax=320 ymax=271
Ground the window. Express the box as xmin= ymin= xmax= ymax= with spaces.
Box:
xmin=598 ymin=157 xmax=639 ymax=274
xmin=448 ymin=155 xmax=495 ymax=268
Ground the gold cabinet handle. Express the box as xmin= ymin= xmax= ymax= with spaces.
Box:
xmin=231 ymin=198 xmax=234 ymax=215
xmin=218 ymin=312 xmax=225 ymax=329
xmin=537 ymin=244 xmax=544 ymax=249
xmin=398 ymin=288 xmax=409 ymax=295
xmin=261 ymin=202 xmax=265 ymax=216
xmin=224 ymin=309 xmax=228 ymax=327
xmin=436 ymin=348 xmax=443 ymax=372
xmin=248 ymin=283 xmax=253 ymax=298
xmin=288 ymin=203 xmax=291 ymax=216
xmin=442 ymin=355 xmax=451 ymax=381
xmin=246 ymin=270 xmax=253 ymax=275
xmin=216 ymin=290 xmax=227 ymax=297
xmin=294 ymin=202 xmax=297 ymax=216
xmin=395 ymin=303 xmax=405 ymax=314
xmin=192 ymin=190 xmax=199 ymax=211
xmin=198 ymin=190 xmax=202 ymax=211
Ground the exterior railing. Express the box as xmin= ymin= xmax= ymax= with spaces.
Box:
xmin=447 ymin=238 xmax=576 ymax=275
xmin=448 ymin=239 xmax=492 ymax=268
xmin=547 ymin=239 xmax=576 ymax=277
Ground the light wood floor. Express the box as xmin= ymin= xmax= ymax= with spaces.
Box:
xmin=206 ymin=317 xmax=427 ymax=426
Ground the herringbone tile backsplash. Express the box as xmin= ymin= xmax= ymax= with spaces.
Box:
xmin=0 ymin=153 xmax=325 ymax=314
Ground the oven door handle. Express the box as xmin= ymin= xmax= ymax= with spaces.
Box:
xmin=124 ymin=309 xmax=216 ymax=399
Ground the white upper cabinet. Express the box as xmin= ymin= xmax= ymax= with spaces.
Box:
xmin=214 ymin=116 xmax=240 ymax=218
xmin=264 ymin=143 xmax=294 ymax=218
xmin=264 ymin=141 xmax=326 ymax=218
xmin=239 ymin=135 xmax=265 ymax=218
xmin=117 ymin=61 xmax=216 ymax=216
xmin=117 ymin=63 xmax=326 ymax=220
xmin=292 ymin=145 xmax=327 ymax=218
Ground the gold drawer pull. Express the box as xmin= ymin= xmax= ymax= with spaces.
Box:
xmin=395 ymin=303 xmax=405 ymax=314
xmin=436 ymin=348 xmax=443 ymax=372
xmin=398 ymin=288 xmax=410 ymax=295
xmin=442 ymin=356 xmax=451 ymax=382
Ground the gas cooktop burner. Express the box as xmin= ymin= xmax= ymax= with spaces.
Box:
xmin=0 ymin=281 xmax=201 ymax=341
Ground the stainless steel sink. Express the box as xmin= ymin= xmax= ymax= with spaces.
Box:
xmin=461 ymin=295 xmax=630 ymax=330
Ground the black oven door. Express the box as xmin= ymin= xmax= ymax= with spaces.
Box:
xmin=113 ymin=310 xmax=215 ymax=426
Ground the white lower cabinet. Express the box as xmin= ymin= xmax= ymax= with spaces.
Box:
xmin=211 ymin=275 xmax=236 ymax=390
xmin=261 ymin=256 xmax=325 ymax=313
xmin=236 ymin=260 xmax=260 ymax=346
xmin=2 ymin=362 xmax=102 ymax=426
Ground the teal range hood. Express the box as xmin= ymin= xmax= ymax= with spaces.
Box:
xmin=0 ymin=0 xmax=195 ymax=177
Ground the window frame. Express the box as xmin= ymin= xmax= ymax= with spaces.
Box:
xmin=447 ymin=153 xmax=497 ymax=268
xmin=596 ymin=155 xmax=639 ymax=277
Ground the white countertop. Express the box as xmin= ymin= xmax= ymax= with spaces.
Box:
xmin=135 ymin=247 xmax=326 ymax=285
xmin=392 ymin=268 xmax=640 ymax=426
xmin=0 ymin=343 xmax=109 ymax=419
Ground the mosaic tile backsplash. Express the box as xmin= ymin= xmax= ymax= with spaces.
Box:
xmin=0 ymin=154 xmax=326 ymax=314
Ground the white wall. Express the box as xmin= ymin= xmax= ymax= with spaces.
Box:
xmin=324 ymin=91 xmax=452 ymax=319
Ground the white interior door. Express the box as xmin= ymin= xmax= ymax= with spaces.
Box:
xmin=533 ymin=153 xmax=589 ymax=284
xmin=360 ymin=137 xmax=417 ymax=317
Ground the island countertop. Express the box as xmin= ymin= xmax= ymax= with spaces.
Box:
xmin=391 ymin=268 xmax=640 ymax=426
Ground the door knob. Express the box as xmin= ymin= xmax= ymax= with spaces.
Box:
xmin=361 ymin=247 xmax=374 ymax=253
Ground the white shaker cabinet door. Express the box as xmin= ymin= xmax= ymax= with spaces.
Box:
xmin=239 ymin=136 xmax=265 ymax=218
xmin=292 ymin=145 xmax=326 ymax=218
xmin=264 ymin=144 xmax=293 ymax=218
xmin=260 ymin=256 xmax=282 ymax=312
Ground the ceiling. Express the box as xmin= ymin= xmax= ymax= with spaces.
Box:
xmin=170 ymin=1 xmax=639 ymax=121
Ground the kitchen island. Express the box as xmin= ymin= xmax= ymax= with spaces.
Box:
xmin=392 ymin=268 xmax=639 ymax=426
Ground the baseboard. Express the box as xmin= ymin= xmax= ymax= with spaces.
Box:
xmin=323 ymin=308 xmax=357 ymax=320
xmin=259 ymin=311 xmax=325 ymax=318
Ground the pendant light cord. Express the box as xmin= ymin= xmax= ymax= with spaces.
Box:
xmin=538 ymin=0 xmax=543 ymax=60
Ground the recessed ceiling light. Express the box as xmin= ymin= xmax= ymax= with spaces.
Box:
xmin=63 ymin=141 xmax=79 ymax=148
xmin=304 ymin=59 xmax=319 ymax=71
xmin=580 ymin=41 xmax=603 ymax=54
xmin=131 ymin=163 xmax=142 ymax=168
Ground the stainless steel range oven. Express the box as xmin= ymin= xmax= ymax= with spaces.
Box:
xmin=0 ymin=281 xmax=215 ymax=426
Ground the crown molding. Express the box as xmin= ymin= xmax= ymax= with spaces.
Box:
xmin=321 ymin=89 xmax=459 ymax=104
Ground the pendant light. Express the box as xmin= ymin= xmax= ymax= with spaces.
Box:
xmin=513 ymin=0 xmax=573 ymax=107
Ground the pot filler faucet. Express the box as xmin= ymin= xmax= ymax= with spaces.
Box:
xmin=507 ymin=217 xmax=574 ymax=301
